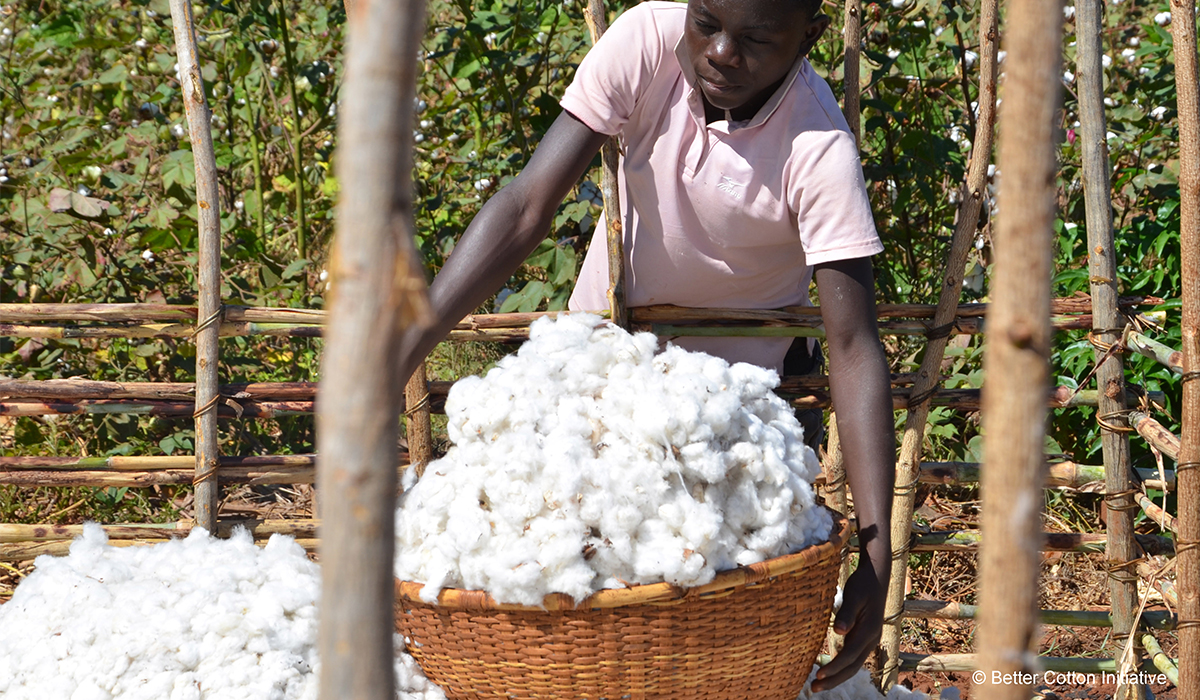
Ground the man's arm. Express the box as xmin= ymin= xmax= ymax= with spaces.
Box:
xmin=397 ymin=112 xmax=609 ymax=384
xmin=810 ymin=257 xmax=896 ymax=692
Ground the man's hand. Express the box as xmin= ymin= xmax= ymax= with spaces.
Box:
xmin=812 ymin=553 xmax=888 ymax=691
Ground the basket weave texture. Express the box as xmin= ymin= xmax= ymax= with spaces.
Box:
xmin=394 ymin=510 xmax=849 ymax=699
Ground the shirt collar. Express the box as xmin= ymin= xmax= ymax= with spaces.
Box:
xmin=673 ymin=33 xmax=807 ymax=130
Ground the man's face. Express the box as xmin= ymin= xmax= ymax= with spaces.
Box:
xmin=683 ymin=0 xmax=828 ymax=113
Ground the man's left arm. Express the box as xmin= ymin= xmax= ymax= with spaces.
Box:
xmin=809 ymin=256 xmax=896 ymax=692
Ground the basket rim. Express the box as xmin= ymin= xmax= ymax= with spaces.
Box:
xmin=395 ymin=507 xmax=849 ymax=612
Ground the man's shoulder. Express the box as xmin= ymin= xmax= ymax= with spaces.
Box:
xmin=770 ymin=61 xmax=856 ymax=157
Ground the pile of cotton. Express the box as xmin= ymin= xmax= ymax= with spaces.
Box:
xmin=395 ymin=313 xmax=833 ymax=605
xmin=0 ymin=525 xmax=444 ymax=700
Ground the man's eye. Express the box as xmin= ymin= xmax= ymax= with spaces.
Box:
xmin=693 ymin=19 xmax=718 ymax=32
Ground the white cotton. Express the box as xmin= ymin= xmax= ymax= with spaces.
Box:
xmin=396 ymin=313 xmax=832 ymax=604
xmin=799 ymin=665 xmax=941 ymax=700
xmin=0 ymin=526 xmax=445 ymax=700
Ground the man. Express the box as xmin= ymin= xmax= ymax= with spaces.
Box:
xmin=396 ymin=0 xmax=895 ymax=689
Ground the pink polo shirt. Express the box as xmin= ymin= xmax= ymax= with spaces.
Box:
xmin=562 ymin=1 xmax=882 ymax=371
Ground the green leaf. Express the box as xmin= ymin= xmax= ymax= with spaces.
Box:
xmin=161 ymin=150 xmax=196 ymax=192
xmin=454 ymin=58 xmax=482 ymax=79
xmin=146 ymin=202 xmax=180 ymax=230
xmin=98 ymin=64 xmax=129 ymax=84
xmin=282 ymin=259 xmax=308 ymax=279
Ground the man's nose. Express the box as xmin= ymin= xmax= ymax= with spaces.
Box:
xmin=705 ymin=33 xmax=740 ymax=68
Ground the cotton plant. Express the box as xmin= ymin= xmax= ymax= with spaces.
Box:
xmin=395 ymin=313 xmax=832 ymax=605
xmin=0 ymin=526 xmax=443 ymax=700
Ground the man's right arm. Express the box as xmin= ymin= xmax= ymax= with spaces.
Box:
xmin=397 ymin=111 xmax=609 ymax=384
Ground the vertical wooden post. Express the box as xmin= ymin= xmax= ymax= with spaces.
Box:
xmin=822 ymin=414 xmax=851 ymax=655
xmin=582 ymin=0 xmax=627 ymax=329
xmin=168 ymin=0 xmax=222 ymax=534
xmin=404 ymin=361 xmax=433 ymax=478
xmin=975 ymin=0 xmax=1061 ymax=695
xmin=1170 ymin=0 xmax=1200 ymax=691
xmin=878 ymin=0 xmax=999 ymax=686
xmin=842 ymin=0 xmax=862 ymax=145
xmin=318 ymin=0 xmax=431 ymax=695
xmin=1075 ymin=1 xmax=1142 ymax=696
xmin=275 ymin=0 xmax=308 ymax=260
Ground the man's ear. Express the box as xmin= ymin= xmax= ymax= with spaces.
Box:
xmin=797 ymin=14 xmax=832 ymax=57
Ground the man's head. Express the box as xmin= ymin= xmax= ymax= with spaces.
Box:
xmin=683 ymin=0 xmax=831 ymax=116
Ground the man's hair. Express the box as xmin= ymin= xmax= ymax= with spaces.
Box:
xmin=796 ymin=0 xmax=824 ymax=20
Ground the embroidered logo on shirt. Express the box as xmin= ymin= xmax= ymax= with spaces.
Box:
xmin=716 ymin=175 xmax=743 ymax=199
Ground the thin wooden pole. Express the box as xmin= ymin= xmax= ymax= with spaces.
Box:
xmin=904 ymin=600 xmax=1177 ymax=630
xmin=403 ymin=361 xmax=433 ymax=478
xmin=0 ymin=296 xmax=1156 ymax=325
xmin=274 ymin=0 xmax=307 ymax=259
xmin=975 ymin=0 xmax=1062 ymax=693
xmin=317 ymin=0 xmax=431 ymax=695
xmin=167 ymin=0 xmax=222 ymax=534
xmin=842 ymin=0 xmax=862 ymax=144
xmin=1171 ymin=0 xmax=1200 ymax=688
xmin=1143 ymin=633 xmax=1181 ymax=687
xmin=1130 ymin=410 xmax=1182 ymax=460
xmin=879 ymin=0 xmax=999 ymax=684
xmin=582 ymin=0 xmax=626 ymax=329
xmin=898 ymin=653 xmax=1171 ymax=675
xmin=1126 ymin=330 xmax=1185 ymax=375
xmin=1075 ymin=0 xmax=1141 ymax=692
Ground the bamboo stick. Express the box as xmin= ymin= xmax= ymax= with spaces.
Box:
xmin=0 ymin=297 xmax=1159 ymax=326
xmin=0 ymin=379 xmax=324 ymax=401
xmin=1174 ymin=0 xmax=1200 ymax=684
xmin=0 ymin=385 xmax=1160 ymax=417
xmin=1137 ymin=491 xmax=1178 ymax=533
xmin=0 ymin=399 xmax=319 ymax=418
xmin=898 ymin=652 xmax=1170 ymax=675
xmin=976 ymin=0 xmax=1062 ymax=693
xmin=1143 ymin=634 xmax=1180 ymax=686
xmin=318 ymin=0 xmax=431 ymax=693
xmin=857 ymin=530 xmax=1176 ymax=555
xmin=2 ymin=314 xmax=1114 ymax=341
xmin=582 ymin=0 xmax=626 ymax=329
xmin=0 ymin=454 xmax=330 ymax=471
xmin=0 ymin=467 xmax=313 ymax=487
xmin=842 ymin=0 xmax=862 ymax=145
xmin=1126 ymin=331 xmax=1185 ymax=375
xmin=821 ymin=413 xmax=850 ymax=655
xmin=0 ymin=321 xmax=323 ymax=339
xmin=904 ymin=600 xmax=1176 ymax=629
xmin=916 ymin=461 xmax=1174 ymax=490
xmin=0 ymin=519 xmax=320 ymax=544
xmin=1138 ymin=559 xmax=1180 ymax=608
xmin=0 ymin=538 xmax=321 ymax=562
xmin=403 ymin=362 xmax=433 ymax=478
xmin=1077 ymin=0 xmax=1142 ymax=684
xmin=1130 ymin=411 xmax=1181 ymax=460
xmin=167 ymin=0 xmax=222 ymax=534
xmin=880 ymin=0 xmax=1000 ymax=680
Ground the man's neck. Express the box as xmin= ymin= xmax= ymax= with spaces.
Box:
xmin=702 ymin=73 xmax=789 ymax=125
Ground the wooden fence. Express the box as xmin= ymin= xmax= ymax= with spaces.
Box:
xmin=1 ymin=0 xmax=1197 ymax=695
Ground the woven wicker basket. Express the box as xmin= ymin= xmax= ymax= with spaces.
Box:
xmin=394 ymin=510 xmax=849 ymax=700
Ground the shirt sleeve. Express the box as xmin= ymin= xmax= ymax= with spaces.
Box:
xmin=559 ymin=3 xmax=669 ymax=136
xmin=788 ymin=130 xmax=884 ymax=266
